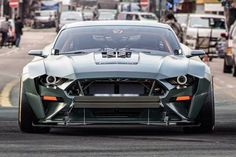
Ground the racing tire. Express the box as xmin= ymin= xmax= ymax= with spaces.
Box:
xmin=183 ymin=84 xmax=215 ymax=134
xmin=223 ymin=59 xmax=232 ymax=73
xmin=18 ymin=85 xmax=50 ymax=133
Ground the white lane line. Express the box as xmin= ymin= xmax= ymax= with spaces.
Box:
xmin=0 ymin=72 xmax=18 ymax=78
xmin=0 ymin=79 xmax=19 ymax=107
xmin=0 ymin=48 xmax=23 ymax=56
xmin=214 ymin=84 xmax=235 ymax=89
xmin=0 ymin=48 xmax=18 ymax=57
xmin=213 ymin=77 xmax=234 ymax=89
xmin=226 ymin=84 xmax=234 ymax=89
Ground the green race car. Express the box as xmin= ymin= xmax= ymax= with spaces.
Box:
xmin=18 ymin=21 xmax=215 ymax=133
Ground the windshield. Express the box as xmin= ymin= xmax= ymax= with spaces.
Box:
xmin=61 ymin=12 xmax=83 ymax=21
xmin=98 ymin=13 xmax=115 ymax=20
xmin=54 ymin=26 xmax=180 ymax=55
xmin=189 ymin=16 xmax=225 ymax=29
xmin=140 ymin=14 xmax=157 ymax=20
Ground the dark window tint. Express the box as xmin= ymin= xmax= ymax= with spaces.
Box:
xmin=54 ymin=26 xmax=180 ymax=55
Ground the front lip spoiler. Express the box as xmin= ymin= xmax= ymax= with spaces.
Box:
xmin=33 ymin=120 xmax=200 ymax=128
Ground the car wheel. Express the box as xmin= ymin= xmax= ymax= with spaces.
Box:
xmin=223 ymin=58 xmax=232 ymax=73
xmin=18 ymin=83 xmax=50 ymax=133
xmin=184 ymin=83 xmax=215 ymax=134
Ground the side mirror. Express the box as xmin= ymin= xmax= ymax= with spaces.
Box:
xmin=28 ymin=50 xmax=44 ymax=57
xmin=51 ymin=49 xmax=60 ymax=55
xmin=220 ymin=33 xmax=228 ymax=39
xmin=187 ymin=50 xmax=205 ymax=58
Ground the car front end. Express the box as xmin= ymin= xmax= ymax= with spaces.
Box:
xmin=21 ymin=55 xmax=211 ymax=128
xmin=19 ymin=21 xmax=214 ymax=133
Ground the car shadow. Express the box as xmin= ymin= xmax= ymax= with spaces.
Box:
xmin=49 ymin=123 xmax=236 ymax=137
xmin=51 ymin=126 xmax=182 ymax=136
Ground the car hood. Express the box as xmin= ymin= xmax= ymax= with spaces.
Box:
xmin=27 ymin=52 xmax=207 ymax=80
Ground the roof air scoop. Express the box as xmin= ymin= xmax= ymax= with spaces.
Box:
xmin=95 ymin=49 xmax=139 ymax=65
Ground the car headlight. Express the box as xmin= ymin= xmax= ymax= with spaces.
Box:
xmin=177 ymin=75 xmax=187 ymax=85
xmin=166 ymin=75 xmax=195 ymax=87
xmin=46 ymin=76 xmax=57 ymax=85
xmin=39 ymin=75 xmax=68 ymax=87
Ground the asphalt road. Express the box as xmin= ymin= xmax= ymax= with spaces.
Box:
xmin=0 ymin=29 xmax=236 ymax=157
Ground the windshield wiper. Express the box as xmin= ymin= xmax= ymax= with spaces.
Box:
xmin=61 ymin=48 xmax=102 ymax=55
xmin=129 ymin=48 xmax=172 ymax=56
xmin=129 ymin=48 xmax=153 ymax=54
xmin=63 ymin=50 xmax=86 ymax=54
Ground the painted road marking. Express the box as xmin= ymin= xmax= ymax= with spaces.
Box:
xmin=214 ymin=84 xmax=235 ymax=89
xmin=226 ymin=84 xmax=234 ymax=89
xmin=0 ymin=79 xmax=19 ymax=107
xmin=0 ymin=48 xmax=18 ymax=57
xmin=214 ymin=77 xmax=235 ymax=89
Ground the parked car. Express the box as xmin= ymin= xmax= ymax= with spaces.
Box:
xmin=56 ymin=11 xmax=84 ymax=33
xmin=19 ymin=21 xmax=215 ymax=134
xmin=185 ymin=14 xmax=227 ymax=60
xmin=33 ymin=10 xmax=57 ymax=28
xmin=117 ymin=12 xmax=158 ymax=21
xmin=222 ymin=21 xmax=236 ymax=76
xmin=98 ymin=9 xmax=117 ymax=20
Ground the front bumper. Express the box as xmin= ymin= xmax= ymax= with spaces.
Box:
xmin=22 ymin=76 xmax=210 ymax=127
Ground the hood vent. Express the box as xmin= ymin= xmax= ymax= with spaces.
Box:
xmin=102 ymin=51 xmax=132 ymax=58
xmin=95 ymin=49 xmax=139 ymax=65
xmin=101 ymin=48 xmax=132 ymax=58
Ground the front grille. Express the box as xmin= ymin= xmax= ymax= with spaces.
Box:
xmin=66 ymin=78 xmax=165 ymax=96
xmin=90 ymin=108 xmax=143 ymax=118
